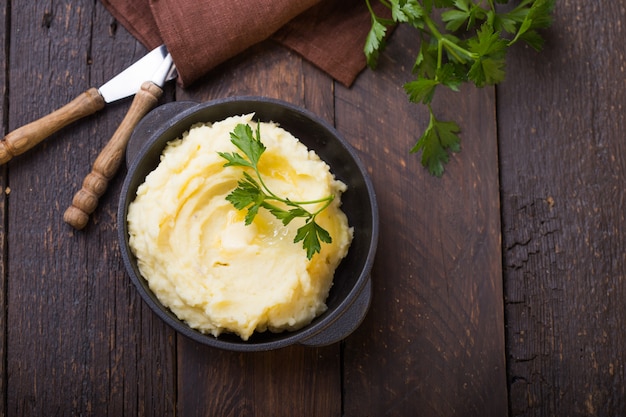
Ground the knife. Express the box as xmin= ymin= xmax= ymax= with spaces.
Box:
xmin=63 ymin=52 xmax=175 ymax=230
xmin=0 ymin=44 xmax=173 ymax=165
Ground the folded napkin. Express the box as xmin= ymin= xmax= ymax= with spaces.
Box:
xmin=100 ymin=0 xmax=388 ymax=88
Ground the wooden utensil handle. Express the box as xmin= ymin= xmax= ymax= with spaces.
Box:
xmin=0 ymin=88 xmax=105 ymax=164
xmin=64 ymin=81 xmax=163 ymax=230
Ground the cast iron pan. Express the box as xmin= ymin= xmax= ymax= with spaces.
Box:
xmin=118 ymin=97 xmax=379 ymax=351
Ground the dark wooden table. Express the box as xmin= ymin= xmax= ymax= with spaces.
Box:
xmin=1 ymin=1 xmax=624 ymax=416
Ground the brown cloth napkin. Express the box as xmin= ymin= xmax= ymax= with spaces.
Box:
xmin=100 ymin=0 xmax=387 ymax=88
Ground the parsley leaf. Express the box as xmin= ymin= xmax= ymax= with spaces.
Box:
xmin=225 ymin=172 xmax=264 ymax=225
xmin=220 ymin=123 xmax=335 ymax=259
xmin=410 ymin=108 xmax=461 ymax=176
xmin=364 ymin=19 xmax=387 ymax=68
xmin=365 ymin=0 xmax=555 ymax=175
xmin=467 ymin=24 xmax=508 ymax=86
xmin=390 ymin=0 xmax=423 ymax=23
xmin=218 ymin=123 xmax=265 ymax=169
xmin=413 ymin=39 xmax=439 ymax=78
xmin=436 ymin=62 xmax=464 ymax=91
xmin=404 ymin=78 xmax=439 ymax=104
xmin=294 ymin=221 xmax=333 ymax=261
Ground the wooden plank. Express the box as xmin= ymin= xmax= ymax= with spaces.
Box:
xmin=6 ymin=3 xmax=175 ymax=415
xmin=0 ymin=0 xmax=8 ymax=414
xmin=175 ymin=42 xmax=342 ymax=417
xmin=338 ymin=24 xmax=507 ymax=416
xmin=498 ymin=1 xmax=626 ymax=415
xmin=7 ymin=3 xmax=97 ymax=413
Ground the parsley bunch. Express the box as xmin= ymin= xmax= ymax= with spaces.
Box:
xmin=365 ymin=0 xmax=555 ymax=176
xmin=218 ymin=123 xmax=335 ymax=260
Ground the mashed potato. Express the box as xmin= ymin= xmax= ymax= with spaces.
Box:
xmin=127 ymin=114 xmax=353 ymax=340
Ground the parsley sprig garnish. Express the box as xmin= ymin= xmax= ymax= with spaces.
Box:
xmin=218 ymin=123 xmax=335 ymax=259
xmin=365 ymin=0 xmax=555 ymax=176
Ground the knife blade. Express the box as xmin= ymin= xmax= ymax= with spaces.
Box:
xmin=63 ymin=53 xmax=176 ymax=230
xmin=0 ymin=44 xmax=175 ymax=164
xmin=98 ymin=44 xmax=171 ymax=103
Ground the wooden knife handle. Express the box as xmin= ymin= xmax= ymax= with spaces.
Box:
xmin=64 ymin=81 xmax=163 ymax=230
xmin=0 ymin=88 xmax=106 ymax=164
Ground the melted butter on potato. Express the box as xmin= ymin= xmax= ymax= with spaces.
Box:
xmin=127 ymin=114 xmax=353 ymax=341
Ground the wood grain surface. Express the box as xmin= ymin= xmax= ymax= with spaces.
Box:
xmin=498 ymin=1 xmax=626 ymax=415
xmin=2 ymin=0 xmax=622 ymax=416
xmin=0 ymin=0 xmax=7 ymax=414
xmin=335 ymin=26 xmax=506 ymax=416
xmin=4 ymin=2 xmax=175 ymax=415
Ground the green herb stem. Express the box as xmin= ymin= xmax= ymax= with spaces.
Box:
xmin=422 ymin=13 xmax=477 ymax=66
xmin=252 ymin=165 xmax=334 ymax=209
xmin=363 ymin=0 xmax=554 ymax=176
xmin=219 ymin=122 xmax=336 ymax=259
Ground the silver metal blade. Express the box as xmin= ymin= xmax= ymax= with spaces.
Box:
xmin=149 ymin=53 xmax=174 ymax=88
xmin=98 ymin=44 xmax=172 ymax=103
